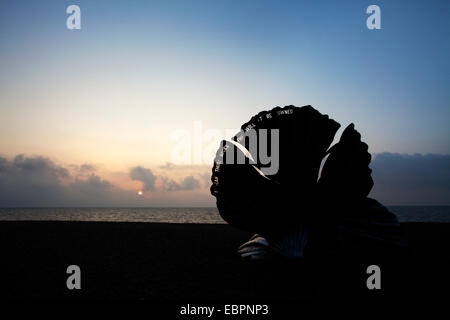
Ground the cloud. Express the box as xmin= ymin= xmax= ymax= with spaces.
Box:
xmin=70 ymin=173 xmax=113 ymax=193
xmin=0 ymin=155 xmax=210 ymax=207
xmin=370 ymin=153 xmax=450 ymax=205
xmin=129 ymin=166 xmax=157 ymax=191
xmin=157 ymin=162 xmax=211 ymax=190
xmin=159 ymin=162 xmax=176 ymax=170
xmin=79 ymin=163 xmax=96 ymax=172
xmin=0 ymin=154 xmax=70 ymax=179
xmin=200 ymin=172 xmax=212 ymax=188
xmin=1 ymin=152 xmax=448 ymax=207
xmin=164 ymin=175 xmax=201 ymax=191
xmin=130 ymin=165 xmax=204 ymax=192
xmin=0 ymin=155 xmax=135 ymax=207
xmin=0 ymin=155 xmax=68 ymax=207
xmin=159 ymin=162 xmax=210 ymax=171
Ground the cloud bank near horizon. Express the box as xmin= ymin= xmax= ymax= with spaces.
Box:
xmin=370 ymin=153 xmax=450 ymax=205
xmin=0 ymin=155 xmax=210 ymax=207
xmin=0 ymin=153 xmax=449 ymax=207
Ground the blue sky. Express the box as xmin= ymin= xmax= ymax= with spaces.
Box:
xmin=0 ymin=0 xmax=449 ymax=205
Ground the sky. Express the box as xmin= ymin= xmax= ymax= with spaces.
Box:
xmin=0 ymin=0 xmax=449 ymax=206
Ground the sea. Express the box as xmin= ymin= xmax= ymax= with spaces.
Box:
xmin=0 ymin=206 xmax=449 ymax=223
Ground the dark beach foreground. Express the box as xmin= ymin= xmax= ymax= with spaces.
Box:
xmin=1 ymin=221 xmax=449 ymax=300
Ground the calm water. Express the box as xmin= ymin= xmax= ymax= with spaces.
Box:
xmin=0 ymin=207 xmax=223 ymax=223
xmin=0 ymin=206 xmax=449 ymax=223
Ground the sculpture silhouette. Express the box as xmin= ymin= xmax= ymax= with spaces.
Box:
xmin=210 ymin=105 xmax=406 ymax=259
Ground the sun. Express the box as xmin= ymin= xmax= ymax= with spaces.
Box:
xmin=137 ymin=191 xmax=143 ymax=196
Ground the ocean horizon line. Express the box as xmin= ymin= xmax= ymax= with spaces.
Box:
xmin=0 ymin=205 xmax=449 ymax=209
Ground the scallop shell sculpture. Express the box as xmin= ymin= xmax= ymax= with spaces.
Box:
xmin=210 ymin=105 xmax=406 ymax=259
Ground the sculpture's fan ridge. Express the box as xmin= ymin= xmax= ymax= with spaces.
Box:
xmin=210 ymin=105 xmax=406 ymax=259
